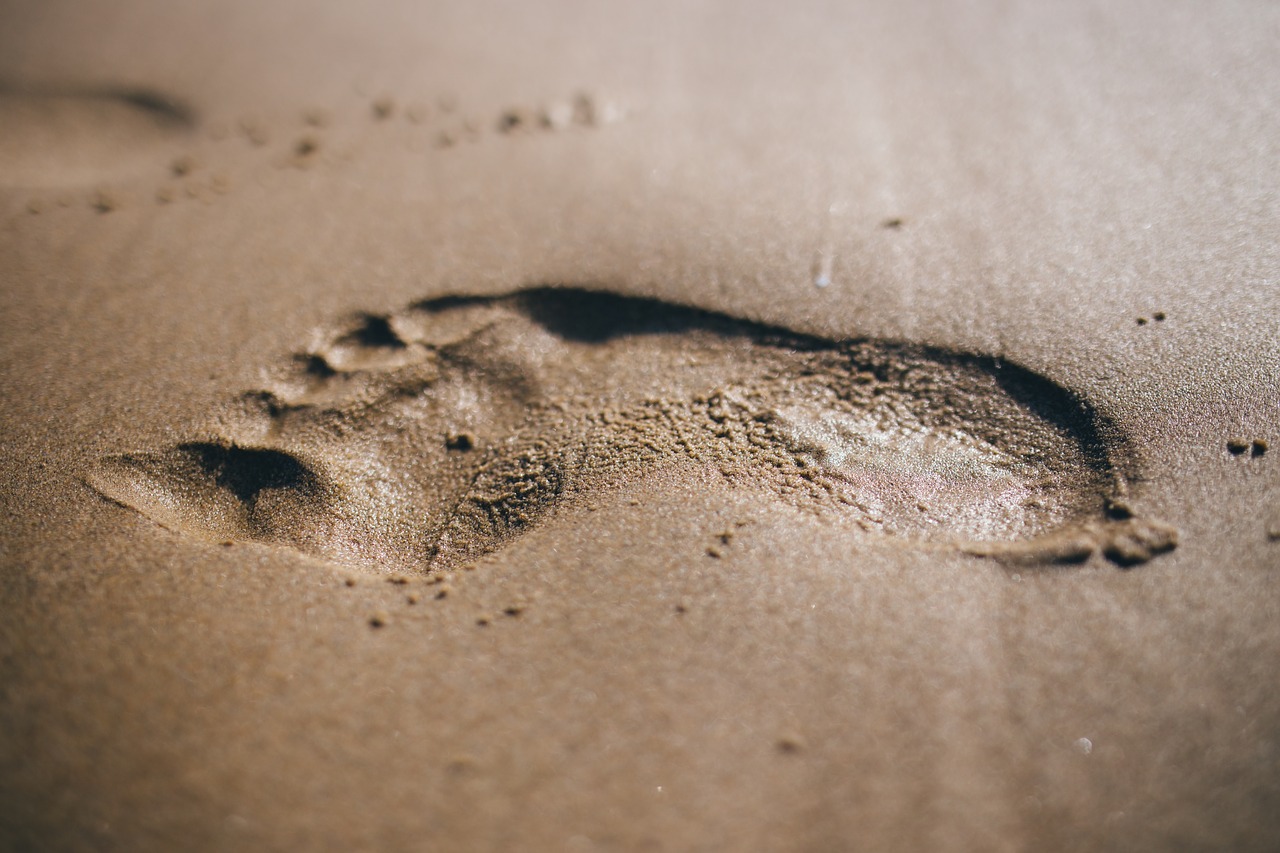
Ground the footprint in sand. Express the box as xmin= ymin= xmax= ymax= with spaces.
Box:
xmin=87 ymin=287 xmax=1177 ymax=573
xmin=0 ymin=84 xmax=194 ymax=187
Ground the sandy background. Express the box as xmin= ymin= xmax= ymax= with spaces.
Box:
xmin=1 ymin=0 xmax=1278 ymax=849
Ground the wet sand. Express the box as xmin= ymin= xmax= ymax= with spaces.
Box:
xmin=1 ymin=1 xmax=1278 ymax=849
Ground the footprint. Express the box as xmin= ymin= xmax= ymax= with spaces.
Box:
xmin=0 ymin=84 xmax=194 ymax=187
xmin=87 ymin=287 xmax=1174 ymax=572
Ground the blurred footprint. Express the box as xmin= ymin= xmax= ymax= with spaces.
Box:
xmin=88 ymin=287 xmax=1174 ymax=572
xmin=0 ymin=84 xmax=193 ymax=187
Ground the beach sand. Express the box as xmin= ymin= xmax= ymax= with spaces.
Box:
xmin=1 ymin=1 xmax=1277 ymax=849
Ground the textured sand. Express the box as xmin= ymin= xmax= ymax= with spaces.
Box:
xmin=1 ymin=1 xmax=1278 ymax=850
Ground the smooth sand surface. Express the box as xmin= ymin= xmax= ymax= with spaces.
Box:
xmin=1 ymin=1 xmax=1278 ymax=849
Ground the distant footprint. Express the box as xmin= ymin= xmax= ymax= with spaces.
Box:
xmin=87 ymin=287 xmax=1176 ymax=572
xmin=0 ymin=84 xmax=193 ymax=187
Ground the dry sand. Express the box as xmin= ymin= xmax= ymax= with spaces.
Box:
xmin=1 ymin=1 xmax=1278 ymax=850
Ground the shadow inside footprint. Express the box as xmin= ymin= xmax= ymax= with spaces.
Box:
xmin=88 ymin=286 xmax=1176 ymax=572
xmin=92 ymin=444 xmax=319 ymax=537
